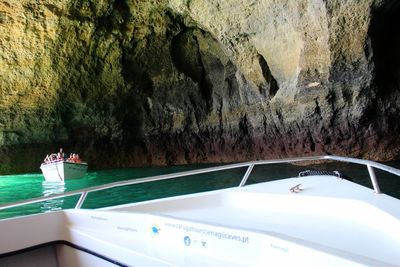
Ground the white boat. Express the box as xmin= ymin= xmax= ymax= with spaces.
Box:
xmin=40 ymin=160 xmax=88 ymax=181
xmin=1 ymin=155 xmax=400 ymax=266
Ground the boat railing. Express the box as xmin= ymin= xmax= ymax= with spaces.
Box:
xmin=1 ymin=155 xmax=400 ymax=213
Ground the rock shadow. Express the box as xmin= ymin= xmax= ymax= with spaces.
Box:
xmin=369 ymin=2 xmax=400 ymax=97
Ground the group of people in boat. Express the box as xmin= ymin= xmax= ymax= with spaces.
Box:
xmin=43 ymin=148 xmax=83 ymax=164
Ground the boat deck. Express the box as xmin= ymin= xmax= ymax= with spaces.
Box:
xmin=108 ymin=176 xmax=400 ymax=266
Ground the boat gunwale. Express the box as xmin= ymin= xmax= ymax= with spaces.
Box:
xmin=1 ymin=155 xmax=399 ymax=213
xmin=40 ymin=160 xmax=88 ymax=168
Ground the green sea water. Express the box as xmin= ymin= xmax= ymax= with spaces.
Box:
xmin=1 ymin=161 xmax=400 ymax=220
xmin=0 ymin=164 xmax=246 ymax=220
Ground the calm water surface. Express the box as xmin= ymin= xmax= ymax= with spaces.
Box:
xmin=1 ymin=161 xmax=400 ymax=220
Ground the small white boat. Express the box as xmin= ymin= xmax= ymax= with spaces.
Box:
xmin=1 ymin=155 xmax=400 ymax=266
xmin=40 ymin=160 xmax=88 ymax=181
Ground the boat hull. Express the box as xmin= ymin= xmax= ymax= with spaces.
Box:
xmin=40 ymin=161 xmax=88 ymax=181
xmin=2 ymin=156 xmax=399 ymax=266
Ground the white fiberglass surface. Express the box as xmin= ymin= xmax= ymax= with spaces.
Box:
xmin=110 ymin=176 xmax=400 ymax=263
xmin=0 ymin=212 xmax=67 ymax=254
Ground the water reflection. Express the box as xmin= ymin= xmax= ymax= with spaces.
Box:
xmin=41 ymin=181 xmax=66 ymax=213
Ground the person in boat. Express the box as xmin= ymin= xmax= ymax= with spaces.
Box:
xmin=50 ymin=154 xmax=56 ymax=161
xmin=59 ymin=148 xmax=67 ymax=160
xmin=67 ymin=153 xmax=80 ymax=163
xmin=43 ymin=155 xmax=50 ymax=163
xmin=74 ymin=154 xmax=82 ymax=163
xmin=70 ymin=153 xmax=82 ymax=163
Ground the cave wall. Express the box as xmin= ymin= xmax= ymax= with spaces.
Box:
xmin=1 ymin=0 xmax=400 ymax=173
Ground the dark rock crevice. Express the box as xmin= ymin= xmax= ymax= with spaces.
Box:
xmin=224 ymin=61 xmax=240 ymax=99
xmin=258 ymin=55 xmax=279 ymax=99
xmin=352 ymin=0 xmax=400 ymax=159
xmin=370 ymin=1 xmax=400 ymax=97
xmin=170 ymin=29 xmax=213 ymax=111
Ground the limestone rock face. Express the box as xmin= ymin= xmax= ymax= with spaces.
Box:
xmin=0 ymin=0 xmax=400 ymax=173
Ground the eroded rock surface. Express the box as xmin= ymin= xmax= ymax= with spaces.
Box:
xmin=1 ymin=0 xmax=400 ymax=173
